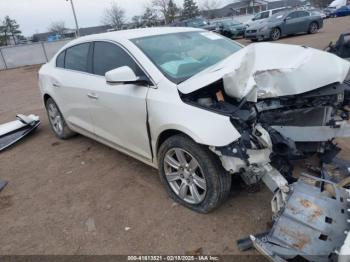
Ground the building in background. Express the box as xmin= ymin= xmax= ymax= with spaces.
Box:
xmin=32 ymin=25 xmax=113 ymax=42
xmin=202 ymin=0 xmax=309 ymax=18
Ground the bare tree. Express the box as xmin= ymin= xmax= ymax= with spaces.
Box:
xmin=141 ymin=7 xmax=158 ymax=27
xmin=48 ymin=21 xmax=66 ymax=35
xmin=102 ymin=2 xmax=126 ymax=30
xmin=131 ymin=16 xmax=143 ymax=28
xmin=152 ymin=0 xmax=169 ymax=24
xmin=167 ymin=0 xmax=179 ymax=24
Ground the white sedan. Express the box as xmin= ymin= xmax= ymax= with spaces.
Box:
xmin=39 ymin=27 xmax=350 ymax=214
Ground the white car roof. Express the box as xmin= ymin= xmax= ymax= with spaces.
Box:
xmin=71 ymin=27 xmax=203 ymax=45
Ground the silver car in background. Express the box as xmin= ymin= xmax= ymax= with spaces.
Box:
xmin=245 ymin=9 xmax=323 ymax=41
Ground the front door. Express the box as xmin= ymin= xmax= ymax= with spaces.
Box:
xmin=87 ymin=41 xmax=152 ymax=160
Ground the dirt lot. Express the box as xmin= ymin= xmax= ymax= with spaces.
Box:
xmin=0 ymin=17 xmax=350 ymax=257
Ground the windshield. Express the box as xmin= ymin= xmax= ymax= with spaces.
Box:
xmin=132 ymin=31 xmax=242 ymax=83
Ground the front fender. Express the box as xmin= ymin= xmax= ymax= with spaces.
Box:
xmin=148 ymin=87 xmax=241 ymax=149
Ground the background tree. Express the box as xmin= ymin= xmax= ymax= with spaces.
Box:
xmin=48 ymin=21 xmax=66 ymax=35
xmin=166 ymin=0 xmax=179 ymax=24
xmin=131 ymin=16 xmax=143 ymax=28
xmin=0 ymin=24 xmax=6 ymax=46
xmin=102 ymin=2 xmax=126 ymax=30
xmin=1 ymin=16 xmax=21 ymax=45
xmin=201 ymin=0 xmax=221 ymax=19
xmin=142 ymin=7 xmax=158 ymax=27
xmin=152 ymin=0 xmax=169 ymax=24
xmin=182 ymin=0 xmax=200 ymax=19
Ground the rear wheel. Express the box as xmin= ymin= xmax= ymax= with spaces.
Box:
xmin=45 ymin=97 xmax=76 ymax=139
xmin=158 ymin=135 xmax=231 ymax=213
xmin=270 ymin=28 xmax=281 ymax=41
xmin=308 ymin=22 xmax=319 ymax=34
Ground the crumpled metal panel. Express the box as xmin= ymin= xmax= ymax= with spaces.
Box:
xmin=178 ymin=43 xmax=350 ymax=102
xmin=257 ymin=177 xmax=349 ymax=262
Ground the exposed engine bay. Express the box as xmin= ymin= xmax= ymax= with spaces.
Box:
xmin=180 ymin=74 xmax=350 ymax=261
xmin=181 ymin=78 xmax=350 ymax=175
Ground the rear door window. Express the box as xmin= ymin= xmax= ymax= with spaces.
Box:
xmin=65 ymin=43 xmax=91 ymax=72
xmin=298 ymin=11 xmax=310 ymax=17
xmin=56 ymin=51 xmax=65 ymax=68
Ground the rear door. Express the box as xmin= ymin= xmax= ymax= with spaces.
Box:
xmin=298 ymin=11 xmax=311 ymax=32
xmin=51 ymin=42 xmax=95 ymax=134
xmin=283 ymin=11 xmax=307 ymax=34
xmin=86 ymin=41 xmax=152 ymax=160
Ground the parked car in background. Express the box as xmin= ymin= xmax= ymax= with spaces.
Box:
xmin=324 ymin=6 xmax=337 ymax=17
xmin=328 ymin=5 xmax=350 ymax=17
xmin=309 ymin=8 xmax=327 ymax=19
xmin=170 ymin=18 xmax=216 ymax=31
xmin=245 ymin=7 xmax=290 ymax=27
xmin=245 ymin=9 xmax=323 ymax=41
xmin=212 ymin=19 xmax=246 ymax=38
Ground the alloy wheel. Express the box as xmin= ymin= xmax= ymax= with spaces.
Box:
xmin=163 ymin=148 xmax=207 ymax=204
xmin=310 ymin=23 xmax=318 ymax=33
xmin=48 ymin=102 xmax=63 ymax=135
xmin=271 ymin=28 xmax=280 ymax=41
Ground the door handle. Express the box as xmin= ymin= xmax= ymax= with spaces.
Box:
xmin=87 ymin=93 xmax=99 ymax=100
xmin=52 ymin=83 xmax=61 ymax=88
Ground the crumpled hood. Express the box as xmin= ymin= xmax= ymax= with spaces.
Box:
xmin=178 ymin=43 xmax=350 ymax=102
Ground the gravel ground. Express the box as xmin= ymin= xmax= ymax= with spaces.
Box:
xmin=0 ymin=16 xmax=349 ymax=257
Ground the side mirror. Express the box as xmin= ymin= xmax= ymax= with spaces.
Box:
xmin=105 ymin=66 xmax=139 ymax=84
xmin=106 ymin=66 xmax=152 ymax=86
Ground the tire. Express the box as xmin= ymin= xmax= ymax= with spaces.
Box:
xmin=45 ymin=97 xmax=76 ymax=139
xmin=270 ymin=27 xmax=281 ymax=41
xmin=158 ymin=135 xmax=232 ymax=213
xmin=308 ymin=22 xmax=318 ymax=34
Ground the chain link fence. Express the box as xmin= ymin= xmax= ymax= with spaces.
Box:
xmin=0 ymin=39 xmax=71 ymax=70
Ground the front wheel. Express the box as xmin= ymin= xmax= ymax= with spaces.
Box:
xmin=270 ymin=28 xmax=281 ymax=41
xmin=158 ymin=135 xmax=232 ymax=213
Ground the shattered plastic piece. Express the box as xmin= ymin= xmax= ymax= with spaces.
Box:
xmin=0 ymin=114 xmax=40 ymax=152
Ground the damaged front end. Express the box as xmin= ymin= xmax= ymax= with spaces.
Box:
xmin=179 ymin=43 xmax=350 ymax=261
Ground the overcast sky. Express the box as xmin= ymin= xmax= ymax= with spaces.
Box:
xmin=0 ymin=0 xmax=232 ymax=36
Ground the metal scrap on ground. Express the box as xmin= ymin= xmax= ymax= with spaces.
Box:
xmin=0 ymin=114 xmax=40 ymax=152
